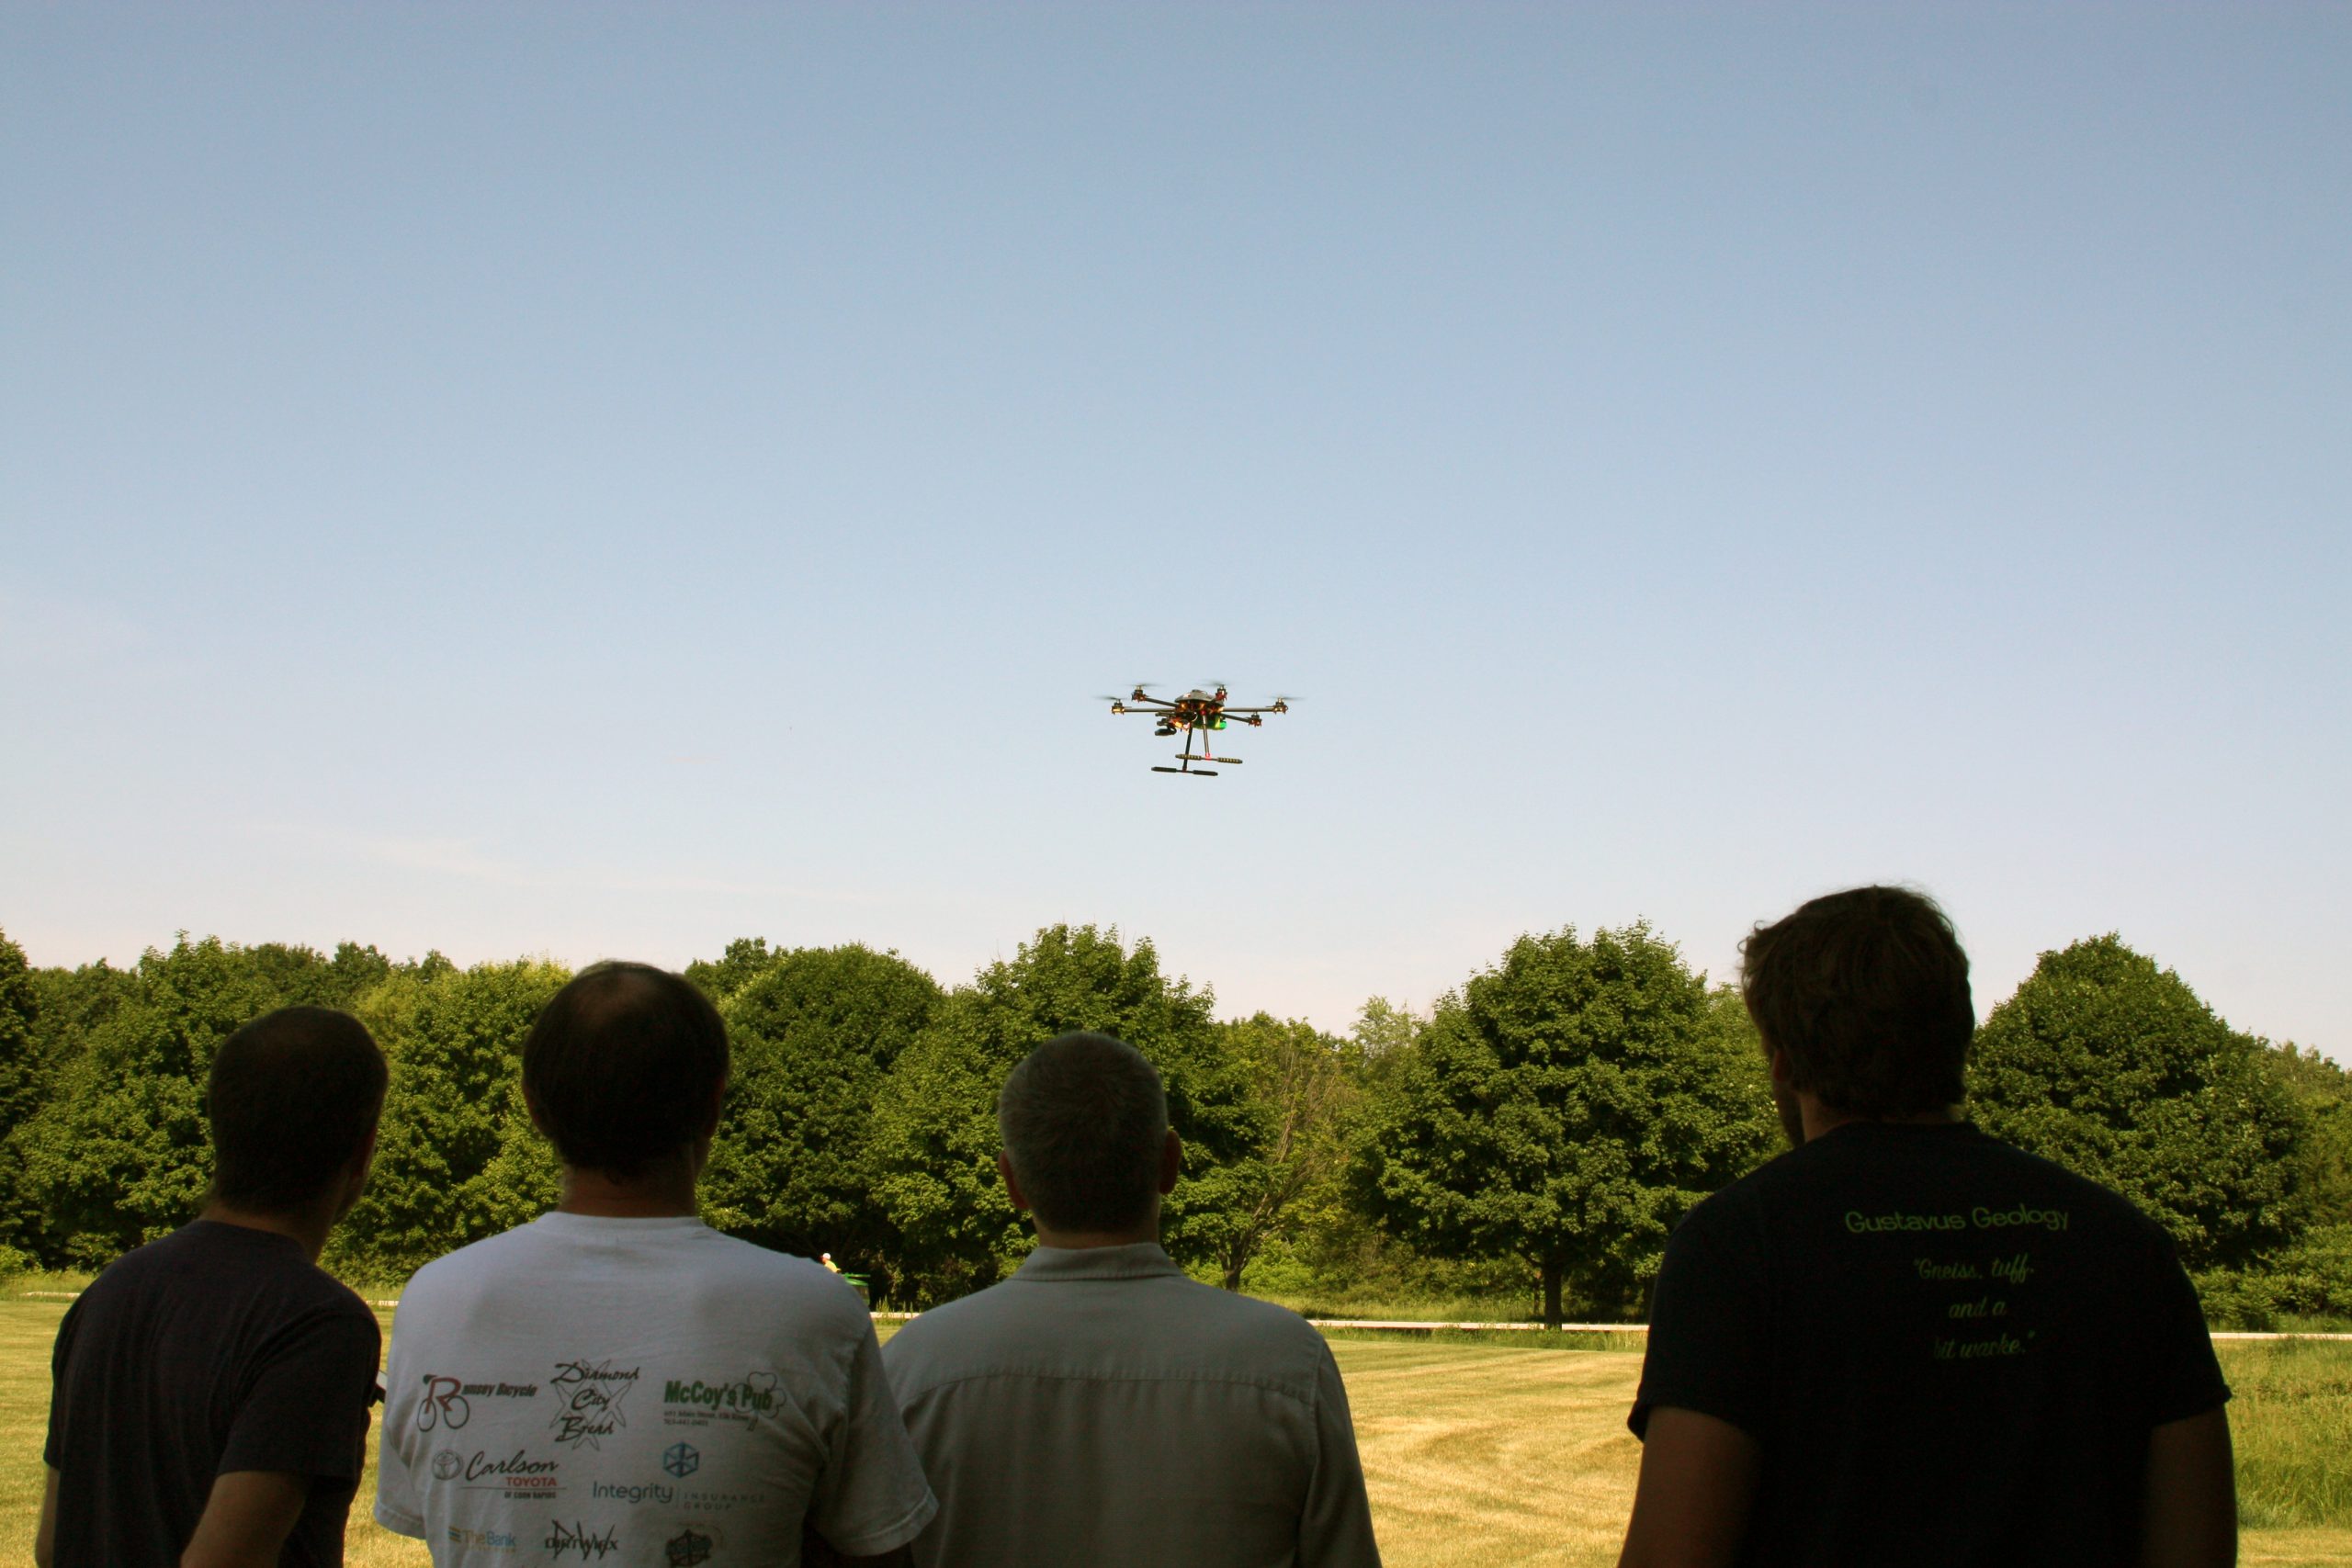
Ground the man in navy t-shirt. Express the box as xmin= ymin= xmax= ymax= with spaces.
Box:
xmin=1618 ymin=886 xmax=2236 ymax=1568
xmin=40 ymin=1005 xmax=388 ymax=1568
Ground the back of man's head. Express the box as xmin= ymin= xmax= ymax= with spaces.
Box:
xmin=208 ymin=1005 xmax=388 ymax=1213
xmin=997 ymin=1032 xmax=1168 ymax=1235
xmin=1740 ymin=885 xmax=1974 ymax=1118
xmin=524 ymin=961 xmax=729 ymax=1179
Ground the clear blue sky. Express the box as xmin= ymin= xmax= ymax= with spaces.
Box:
xmin=4 ymin=6 xmax=2346 ymax=1058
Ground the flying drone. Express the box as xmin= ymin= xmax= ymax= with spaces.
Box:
xmin=1105 ymin=685 xmax=1291 ymax=776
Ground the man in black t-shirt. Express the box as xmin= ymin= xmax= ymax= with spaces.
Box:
xmin=1618 ymin=886 xmax=2236 ymax=1568
xmin=39 ymin=1006 xmax=389 ymax=1568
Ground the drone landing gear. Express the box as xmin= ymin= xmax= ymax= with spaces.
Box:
xmin=1150 ymin=723 xmax=1239 ymax=777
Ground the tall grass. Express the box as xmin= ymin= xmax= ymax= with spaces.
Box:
xmin=2218 ymin=1339 xmax=2352 ymax=1529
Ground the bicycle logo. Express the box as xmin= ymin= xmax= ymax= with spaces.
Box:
xmin=417 ymin=1375 xmax=472 ymax=1431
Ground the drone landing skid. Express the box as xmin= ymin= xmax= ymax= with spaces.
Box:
xmin=1152 ymin=765 xmax=1218 ymax=776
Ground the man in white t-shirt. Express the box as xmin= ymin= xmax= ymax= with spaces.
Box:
xmin=882 ymin=1032 xmax=1382 ymax=1567
xmin=377 ymin=962 xmax=936 ymax=1567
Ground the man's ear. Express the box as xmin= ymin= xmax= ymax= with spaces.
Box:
xmin=1768 ymin=1049 xmax=1795 ymax=1092
xmin=1157 ymin=1128 xmax=1182 ymax=1196
xmin=523 ymin=1082 xmax=550 ymax=1138
xmin=997 ymin=1152 xmax=1032 ymax=1213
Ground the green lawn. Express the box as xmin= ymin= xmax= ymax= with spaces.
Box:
xmin=0 ymin=1302 xmax=2345 ymax=1565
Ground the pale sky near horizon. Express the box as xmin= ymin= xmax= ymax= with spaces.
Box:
xmin=3 ymin=6 xmax=2346 ymax=1059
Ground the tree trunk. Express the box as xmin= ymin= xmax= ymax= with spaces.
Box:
xmin=1542 ymin=1258 xmax=1564 ymax=1329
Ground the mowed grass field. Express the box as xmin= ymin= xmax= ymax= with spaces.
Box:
xmin=0 ymin=1301 xmax=2346 ymax=1566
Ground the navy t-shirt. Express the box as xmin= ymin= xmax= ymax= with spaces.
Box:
xmin=1631 ymin=1122 xmax=2229 ymax=1568
xmin=45 ymin=1220 xmax=382 ymax=1567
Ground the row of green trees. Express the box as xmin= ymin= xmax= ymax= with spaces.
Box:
xmin=0 ymin=919 xmax=2344 ymax=1324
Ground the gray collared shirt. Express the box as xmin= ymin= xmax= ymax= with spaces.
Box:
xmin=882 ymin=1243 xmax=1382 ymax=1568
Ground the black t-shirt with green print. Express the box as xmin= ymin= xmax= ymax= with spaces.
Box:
xmin=1631 ymin=1121 xmax=2229 ymax=1568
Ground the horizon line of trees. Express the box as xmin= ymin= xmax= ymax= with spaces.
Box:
xmin=0 ymin=919 xmax=2345 ymax=1327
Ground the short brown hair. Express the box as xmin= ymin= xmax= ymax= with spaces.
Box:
xmin=997 ymin=1032 xmax=1167 ymax=1234
xmin=209 ymin=1006 xmax=387 ymax=1213
xmin=1740 ymin=886 xmax=1973 ymax=1118
xmin=524 ymin=962 xmax=729 ymax=1179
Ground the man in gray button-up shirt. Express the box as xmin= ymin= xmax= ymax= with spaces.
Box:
xmin=880 ymin=1031 xmax=1383 ymax=1568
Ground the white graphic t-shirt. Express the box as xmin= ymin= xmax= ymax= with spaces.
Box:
xmin=377 ymin=1213 xmax=935 ymax=1566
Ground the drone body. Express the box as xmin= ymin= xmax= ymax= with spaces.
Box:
xmin=1107 ymin=685 xmax=1290 ymax=776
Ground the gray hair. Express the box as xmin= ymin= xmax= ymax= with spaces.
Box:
xmin=997 ymin=1032 xmax=1169 ymax=1234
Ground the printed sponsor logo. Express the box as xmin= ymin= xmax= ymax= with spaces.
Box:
xmin=679 ymin=1485 xmax=764 ymax=1513
xmin=662 ymin=1371 xmax=778 ymax=1430
xmin=447 ymin=1525 xmax=520 ymax=1551
xmin=663 ymin=1442 xmax=701 ymax=1479
xmin=548 ymin=1359 xmax=640 ymax=1450
xmin=667 ymin=1527 xmax=716 ymax=1566
xmin=429 ymin=1448 xmax=563 ymax=1497
xmin=592 ymin=1479 xmax=674 ymax=1506
xmin=545 ymin=1520 xmax=622 ymax=1562
xmin=417 ymin=1375 xmax=470 ymax=1430
xmin=414 ymin=1374 xmax=540 ymax=1431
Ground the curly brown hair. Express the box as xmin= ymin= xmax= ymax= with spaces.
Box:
xmin=1740 ymin=886 xmax=1973 ymax=1118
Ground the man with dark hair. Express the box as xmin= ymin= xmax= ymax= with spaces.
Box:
xmin=882 ymin=1031 xmax=1381 ymax=1567
xmin=40 ymin=1005 xmax=389 ymax=1567
xmin=1618 ymin=886 xmax=2237 ymax=1568
xmin=376 ymin=961 xmax=934 ymax=1568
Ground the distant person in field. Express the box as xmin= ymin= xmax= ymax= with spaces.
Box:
xmin=881 ymin=1031 xmax=1383 ymax=1568
xmin=374 ymin=961 xmax=933 ymax=1568
xmin=39 ymin=1005 xmax=388 ymax=1568
xmin=1616 ymin=886 xmax=2236 ymax=1568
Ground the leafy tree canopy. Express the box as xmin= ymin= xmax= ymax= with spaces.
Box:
xmin=1970 ymin=935 xmax=2302 ymax=1271
xmin=17 ymin=936 xmax=389 ymax=1264
xmin=1354 ymin=924 xmax=1777 ymax=1324
xmin=1189 ymin=1013 xmax=1359 ymax=1290
xmin=333 ymin=957 xmax=570 ymax=1279
xmin=697 ymin=942 xmax=943 ymax=1290
xmin=0 ymin=930 xmax=40 ymax=1140
xmin=684 ymin=937 xmax=782 ymax=1006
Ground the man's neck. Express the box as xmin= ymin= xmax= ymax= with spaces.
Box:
xmin=1032 ymin=1227 xmax=1159 ymax=1250
xmin=557 ymin=1162 xmax=701 ymax=1218
xmin=1030 ymin=1208 xmax=1161 ymax=1251
xmin=1799 ymin=1100 xmax=1962 ymax=1144
xmin=198 ymin=1201 xmax=334 ymax=1262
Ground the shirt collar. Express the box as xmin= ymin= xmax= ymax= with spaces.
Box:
xmin=1010 ymin=1242 xmax=1185 ymax=1283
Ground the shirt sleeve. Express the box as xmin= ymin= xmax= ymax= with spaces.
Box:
xmin=1629 ymin=1198 xmax=1769 ymax=1441
xmin=372 ymin=1307 xmax=426 ymax=1539
xmin=218 ymin=1300 xmax=380 ymax=1483
xmin=42 ymin=1297 xmax=84 ymax=1469
xmin=2136 ymin=1230 xmax=2232 ymax=1428
xmin=806 ymin=1307 xmax=939 ymax=1557
xmin=1298 ymin=1337 xmax=1383 ymax=1568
